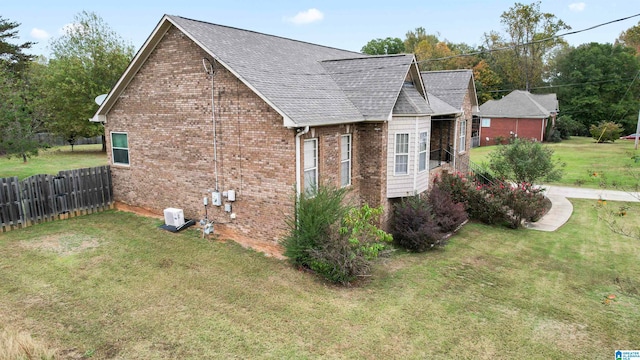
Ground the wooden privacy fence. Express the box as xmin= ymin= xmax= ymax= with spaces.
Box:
xmin=0 ymin=165 xmax=113 ymax=232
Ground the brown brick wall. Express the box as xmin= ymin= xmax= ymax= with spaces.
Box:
xmin=480 ymin=117 xmax=545 ymax=146
xmin=297 ymin=122 xmax=389 ymax=209
xmin=105 ymin=25 xmax=296 ymax=242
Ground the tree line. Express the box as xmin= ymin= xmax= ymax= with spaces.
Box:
xmin=0 ymin=11 xmax=133 ymax=162
xmin=2 ymin=3 xmax=640 ymax=162
xmin=362 ymin=1 xmax=640 ymax=136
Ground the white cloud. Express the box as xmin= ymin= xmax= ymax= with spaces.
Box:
xmin=30 ymin=28 xmax=50 ymax=40
xmin=285 ymin=8 xmax=324 ymax=25
xmin=569 ymin=2 xmax=586 ymax=12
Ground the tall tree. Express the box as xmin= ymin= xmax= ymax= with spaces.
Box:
xmin=617 ymin=21 xmax=640 ymax=55
xmin=404 ymin=27 xmax=439 ymax=54
xmin=0 ymin=16 xmax=33 ymax=72
xmin=550 ymin=42 xmax=640 ymax=134
xmin=472 ymin=60 xmax=502 ymax=103
xmin=361 ymin=37 xmax=404 ymax=55
xmin=0 ymin=65 xmax=47 ymax=162
xmin=40 ymin=11 xmax=134 ymax=150
xmin=483 ymin=1 xmax=570 ymax=91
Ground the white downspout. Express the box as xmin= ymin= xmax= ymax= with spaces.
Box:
xmin=413 ymin=117 xmax=419 ymax=193
xmin=295 ymin=126 xmax=310 ymax=197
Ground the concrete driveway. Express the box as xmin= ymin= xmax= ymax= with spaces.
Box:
xmin=526 ymin=185 xmax=640 ymax=231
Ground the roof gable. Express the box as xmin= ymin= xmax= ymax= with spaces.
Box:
xmin=321 ymin=54 xmax=415 ymax=120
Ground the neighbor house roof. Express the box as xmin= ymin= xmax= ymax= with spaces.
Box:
xmin=421 ymin=69 xmax=478 ymax=111
xmin=479 ymin=90 xmax=554 ymax=119
xmin=529 ymin=93 xmax=559 ymax=114
xmin=94 ymin=15 xmax=448 ymax=127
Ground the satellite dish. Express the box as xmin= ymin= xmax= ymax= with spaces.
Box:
xmin=95 ymin=94 xmax=108 ymax=105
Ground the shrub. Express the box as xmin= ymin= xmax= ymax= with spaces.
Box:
xmin=433 ymin=172 xmax=471 ymax=209
xmin=392 ymin=195 xmax=444 ymax=252
xmin=488 ymin=138 xmax=564 ymax=186
xmin=555 ymin=115 xmax=584 ymax=139
xmin=546 ymin=128 xmax=563 ymax=143
xmin=483 ymin=182 xmax=548 ymax=228
xmin=590 ymin=121 xmax=623 ymax=143
xmin=283 ymin=186 xmax=392 ymax=284
xmin=466 ymin=183 xmax=510 ymax=225
xmin=282 ymin=186 xmax=349 ymax=266
xmin=309 ymin=205 xmax=392 ymax=284
xmin=429 ymin=180 xmax=468 ymax=232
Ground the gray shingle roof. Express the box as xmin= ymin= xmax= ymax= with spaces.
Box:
xmin=427 ymin=92 xmax=461 ymax=116
xmin=169 ymin=15 xmax=419 ymax=126
xmin=421 ymin=69 xmax=474 ymax=110
xmin=530 ymin=93 xmax=559 ymax=113
xmin=321 ymin=55 xmax=415 ymax=119
xmin=479 ymin=90 xmax=552 ymax=118
xmin=393 ymin=83 xmax=433 ymax=115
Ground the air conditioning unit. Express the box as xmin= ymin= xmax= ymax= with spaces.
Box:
xmin=164 ymin=208 xmax=185 ymax=227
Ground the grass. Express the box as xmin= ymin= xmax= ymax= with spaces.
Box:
xmin=1 ymin=201 xmax=639 ymax=359
xmin=0 ymin=144 xmax=107 ymax=180
xmin=471 ymin=137 xmax=640 ymax=189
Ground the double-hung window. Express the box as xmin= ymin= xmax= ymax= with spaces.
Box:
xmin=304 ymin=139 xmax=318 ymax=196
xmin=418 ymin=131 xmax=428 ymax=172
xmin=111 ymin=132 xmax=129 ymax=165
xmin=459 ymin=120 xmax=467 ymax=153
xmin=340 ymin=134 xmax=351 ymax=187
xmin=395 ymin=133 xmax=409 ymax=175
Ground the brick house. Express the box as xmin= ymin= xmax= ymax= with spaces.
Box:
xmin=421 ymin=70 xmax=479 ymax=173
xmin=478 ymin=90 xmax=558 ymax=146
xmin=92 ymin=15 xmax=467 ymax=247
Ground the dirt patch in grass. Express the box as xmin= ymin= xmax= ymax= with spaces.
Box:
xmin=534 ymin=319 xmax=590 ymax=351
xmin=211 ymin=223 xmax=286 ymax=260
xmin=20 ymin=233 xmax=100 ymax=256
xmin=115 ymin=201 xmax=286 ymax=259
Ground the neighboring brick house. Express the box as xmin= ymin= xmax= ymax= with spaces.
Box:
xmin=421 ymin=70 xmax=478 ymax=173
xmin=92 ymin=15 xmax=461 ymax=247
xmin=478 ymin=90 xmax=558 ymax=146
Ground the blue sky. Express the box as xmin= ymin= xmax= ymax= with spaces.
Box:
xmin=3 ymin=0 xmax=640 ymax=57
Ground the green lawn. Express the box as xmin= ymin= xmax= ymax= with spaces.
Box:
xmin=0 ymin=144 xmax=107 ymax=180
xmin=471 ymin=136 xmax=640 ymax=189
xmin=1 ymin=200 xmax=639 ymax=359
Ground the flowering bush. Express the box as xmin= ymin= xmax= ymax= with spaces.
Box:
xmin=435 ymin=171 xmax=550 ymax=229
xmin=483 ymin=182 xmax=548 ymax=228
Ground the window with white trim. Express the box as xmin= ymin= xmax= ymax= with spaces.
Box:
xmin=418 ymin=131 xmax=428 ymax=172
xmin=395 ymin=133 xmax=409 ymax=175
xmin=459 ymin=120 xmax=467 ymax=153
xmin=304 ymin=139 xmax=318 ymax=196
xmin=111 ymin=132 xmax=129 ymax=165
xmin=481 ymin=118 xmax=491 ymax=127
xmin=340 ymin=134 xmax=351 ymax=187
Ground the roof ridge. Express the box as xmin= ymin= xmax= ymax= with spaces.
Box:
xmin=167 ymin=14 xmax=362 ymax=56
xmin=321 ymin=53 xmax=410 ymax=63
xmin=522 ymin=91 xmax=551 ymax=115
xmin=421 ymin=69 xmax=472 ymax=74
